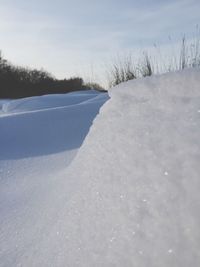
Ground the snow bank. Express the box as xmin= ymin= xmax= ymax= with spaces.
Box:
xmin=0 ymin=90 xmax=108 ymax=266
xmin=0 ymin=91 xmax=108 ymax=159
xmin=55 ymin=69 xmax=200 ymax=266
xmin=0 ymin=90 xmax=102 ymax=114
xmin=1 ymin=69 xmax=200 ymax=267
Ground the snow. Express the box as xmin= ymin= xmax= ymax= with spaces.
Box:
xmin=0 ymin=90 xmax=108 ymax=159
xmin=1 ymin=69 xmax=200 ymax=266
xmin=0 ymin=90 xmax=109 ymax=266
xmin=0 ymin=90 xmax=100 ymax=115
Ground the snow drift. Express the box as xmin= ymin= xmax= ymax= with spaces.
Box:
xmin=0 ymin=90 xmax=100 ymax=114
xmin=52 ymin=69 xmax=200 ymax=267
xmin=0 ymin=91 xmax=108 ymax=159
xmin=1 ymin=69 xmax=200 ymax=266
xmin=64 ymin=69 xmax=200 ymax=267
xmin=0 ymin=90 xmax=108 ymax=266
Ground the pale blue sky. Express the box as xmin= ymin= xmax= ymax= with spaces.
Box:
xmin=0 ymin=0 xmax=200 ymax=86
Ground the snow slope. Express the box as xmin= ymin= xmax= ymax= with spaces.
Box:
xmin=1 ymin=69 xmax=200 ymax=267
xmin=61 ymin=69 xmax=200 ymax=267
xmin=0 ymin=90 xmax=108 ymax=160
xmin=0 ymin=90 xmax=100 ymax=115
xmin=0 ymin=90 xmax=108 ymax=266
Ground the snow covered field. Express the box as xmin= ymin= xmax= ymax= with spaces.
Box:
xmin=0 ymin=90 xmax=109 ymax=266
xmin=0 ymin=69 xmax=200 ymax=266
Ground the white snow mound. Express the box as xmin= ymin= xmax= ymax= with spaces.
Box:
xmin=1 ymin=69 xmax=200 ymax=267
xmin=60 ymin=69 xmax=200 ymax=266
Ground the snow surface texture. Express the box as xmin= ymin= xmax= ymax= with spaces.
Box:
xmin=0 ymin=90 xmax=108 ymax=267
xmin=1 ymin=69 xmax=200 ymax=266
xmin=0 ymin=91 xmax=108 ymax=159
xmin=0 ymin=90 xmax=99 ymax=115
xmin=64 ymin=69 xmax=200 ymax=267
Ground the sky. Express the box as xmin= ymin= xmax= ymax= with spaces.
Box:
xmin=0 ymin=0 xmax=200 ymax=87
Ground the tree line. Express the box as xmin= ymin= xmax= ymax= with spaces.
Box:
xmin=0 ymin=52 xmax=88 ymax=99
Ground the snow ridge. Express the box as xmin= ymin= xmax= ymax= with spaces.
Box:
xmin=1 ymin=69 xmax=200 ymax=267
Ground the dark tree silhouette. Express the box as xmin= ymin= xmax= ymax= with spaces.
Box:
xmin=0 ymin=52 xmax=87 ymax=99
